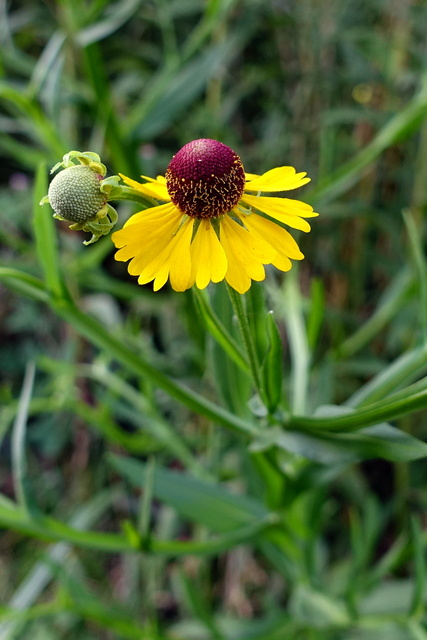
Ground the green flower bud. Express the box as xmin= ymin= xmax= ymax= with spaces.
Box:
xmin=40 ymin=150 xmax=120 ymax=245
xmin=48 ymin=164 xmax=107 ymax=223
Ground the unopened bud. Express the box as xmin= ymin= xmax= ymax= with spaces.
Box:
xmin=48 ymin=164 xmax=107 ymax=223
xmin=40 ymin=150 xmax=120 ymax=245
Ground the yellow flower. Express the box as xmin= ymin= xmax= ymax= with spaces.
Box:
xmin=112 ymin=139 xmax=318 ymax=294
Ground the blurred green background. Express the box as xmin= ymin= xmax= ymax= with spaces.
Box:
xmin=2 ymin=0 xmax=427 ymax=638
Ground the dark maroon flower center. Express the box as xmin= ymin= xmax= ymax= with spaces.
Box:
xmin=165 ymin=139 xmax=245 ymax=219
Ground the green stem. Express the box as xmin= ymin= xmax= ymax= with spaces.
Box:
xmin=111 ymin=186 xmax=159 ymax=209
xmin=0 ymin=498 xmax=276 ymax=556
xmin=226 ymin=284 xmax=262 ymax=393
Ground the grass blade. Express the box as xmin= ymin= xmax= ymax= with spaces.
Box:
xmin=11 ymin=363 xmax=36 ymax=516
xmin=32 ymin=162 xmax=65 ymax=299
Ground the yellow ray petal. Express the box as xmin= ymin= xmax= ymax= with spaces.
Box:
xmin=243 ymin=166 xmax=310 ymax=192
xmin=242 ymin=194 xmax=318 ymax=218
xmin=169 ymin=219 xmax=194 ymax=291
xmin=241 ymin=194 xmax=316 ymax=232
xmin=220 ymin=216 xmax=266 ymax=293
xmin=138 ymin=218 xmax=194 ymax=291
xmin=152 ymin=262 xmax=171 ymax=291
xmin=244 ymin=172 xmax=261 ymax=182
xmin=113 ymin=206 xmax=184 ymax=280
xmin=231 ymin=210 xmax=278 ymax=262
xmin=271 ymin=252 xmax=292 ymax=272
xmin=223 ymin=216 xmax=271 ymax=278
xmin=281 ymin=198 xmax=318 ymax=216
xmin=114 ymin=244 xmax=139 ymax=262
xmin=242 ymin=213 xmax=304 ymax=261
xmin=127 ymin=215 xmax=184 ymax=276
xmin=221 ymin=248 xmax=252 ymax=294
xmin=123 ymin=202 xmax=181 ymax=229
xmin=139 ymin=173 xmax=163 ymax=184
xmin=119 ymin=173 xmax=170 ymax=201
xmin=112 ymin=203 xmax=181 ymax=244
xmin=151 ymin=218 xmax=193 ymax=291
xmin=190 ymin=220 xmax=228 ymax=289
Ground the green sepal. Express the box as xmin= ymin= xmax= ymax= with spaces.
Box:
xmin=51 ymin=150 xmax=107 ymax=176
xmin=100 ymin=175 xmax=125 ymax=199
xmin=70 ymin=203 xmax=119 ymax=245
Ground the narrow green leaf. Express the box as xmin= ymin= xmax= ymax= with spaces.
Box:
xmin=282 ymin=272 xmax=310 ymax=414
xmin=209 ymin=283 xmax=252 ymax=416
xmin=127 ymin=37 xmax=245 ymax=138
xmin=150 ymin=518 xmax=277 ymax=557
xmin=254 ymin=415 xmax=427 ymax=464
xmin=193 ymin=288 xmax=248 ymax=373
xmin=210 ymin=333 xmax=252 ymax=417
xmin=289 ymin=584 xmax=350 ymax=628
xmin=0 ymin=490 xmax=126 ymax=640
xmin=76 ymin=0 xmax=144 ymax=46
xmin=137 ymin=456 xmax=155 ymax=536
xmin=108 ymin=455 xmax=270 ymax=532
xmin=336 ymin=268 xmax=414 ymax=360
xmin=368 ymin=534 xmax=408 ymax=588
xmin=409 ymin=517 xmax=425 ymax=618
xmin=0 ymin=267 xmax=48 ymax=302
xmin=0 ymin=272 xmax=257 ymax=439
xmin=309 ymin=74 xmax=427 ymax=205
xmin=261 ymin=310 xmax=284 ymax=414
xmin=0 ymin=496 xmax=133 ymax=552
xmin=0 ymin=492 xmax=275 ymax=557
xmin=406 ymin=621 xmax=427 ymax=640
xmin=247 ymin=281 xmax=269 ymax=361
xmin=286 ymin=379 xmax=427 ymax=433
xmin=346 ymin=345 xmax=427 ymax=408
xmin=49 ymin=562 xmax=148 ymax=640
xmin=66 ymin=361 xmax=209 ymax=478
xmin=0 ymin=81 xmax=65 ymax=157
xmin=0 ymin=134 xmax=48 ymax=169
xmin=176 ymin=571 xmax=223 ymax=640
xmin=226 ymin=284 xmax=263 ymax=394
xmin=11 ymin=363 xmax=38 ymax=516
xmin=403 ymin=208 xmax=427 ymax=341
xmin=307 ymin=278 xmax=325 ymax=351
xmin=32 ymin=162 xmax=64 ymax=299
xmin=51 ymin=300 xmax=258 ymax=437
xmin=27 ymin=31 xmax=66 ymax=99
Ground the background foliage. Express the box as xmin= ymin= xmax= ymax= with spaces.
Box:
xmin=2 ymin=0 xmax=427 ymax=638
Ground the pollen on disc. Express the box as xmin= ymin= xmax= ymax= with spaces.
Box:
xmin=165 ymin=139 xmax=245 ymax=219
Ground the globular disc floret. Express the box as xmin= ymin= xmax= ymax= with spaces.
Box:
xmin=165 ymin=139 xmax=245 ymax=219
xmin=40 ymin=150 xmax=120 ymax=245
xmin=48 ymin=165 xmax=107 ymax=224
